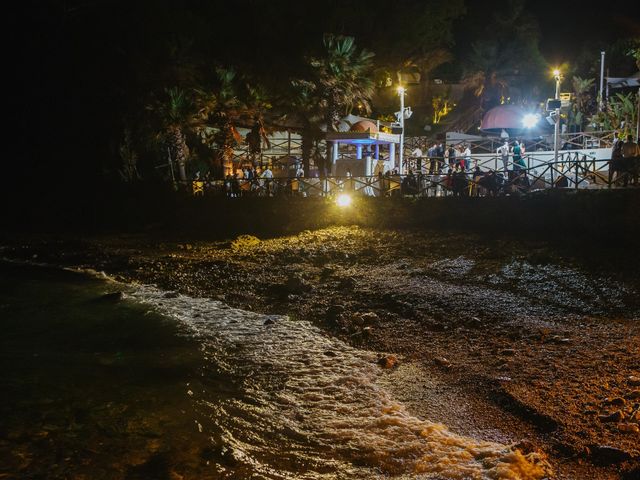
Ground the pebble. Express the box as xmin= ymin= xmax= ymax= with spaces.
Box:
xmin=625 ymin=390 xmax=640 ymax=400
xmin=604 ymin=397 xmax=626 ymax=407
xmin=434 ymin=356 xmax=452 ymax=368
xmin=377 ymin=355 xmax=398 ymax=369
xmin=629 ymin=376 xmax=640 ymax=387
xmin=360 ymin=312 xmax=380 ymax=326
xmin=598 ymin=411 xmax=624 ymax=423
xmin=618 ymin=423 xmax=639 ymax=434
xmin=588 ymin=445 xmax=632 ymax=465
xmin=467 ymin=317 xmax=482 ymax=328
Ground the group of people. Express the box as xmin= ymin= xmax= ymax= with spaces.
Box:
xmin=610 ymin=132 xmax=640 ymax=187
xmin=221 ymin=166 xmax=274 ymax=197
xmin=414 ymin=142 xmax=472 ymax=174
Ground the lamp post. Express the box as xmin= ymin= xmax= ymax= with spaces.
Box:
xmin=599 ymin=51 xmax=605 ymax=112
xmin=553 ymin=69 xmax=562 ymax=167
xmin=397 ymin=86 xmax=406 ymax=174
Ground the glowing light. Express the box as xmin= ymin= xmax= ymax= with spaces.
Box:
xmin=397 ymin=85 xmax=406 ymax=95
xmin=552 ymin=68 xmax=561 ymax=78
xmin=336 ymin=193 xmax=352 ymax=207
xmin=522 ymin=113 xmax=540 ymax=128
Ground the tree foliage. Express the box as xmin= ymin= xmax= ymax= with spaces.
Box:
xmin=310 ymin=34 xmax=375 ymax=132
xmin=591 ymin=92 xmax=639 ymax=136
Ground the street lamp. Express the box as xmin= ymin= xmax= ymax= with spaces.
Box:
xmin=553 ymin=69 xmax=562 ymax=167
xmin=397 ymin=85 xmax=406 ymax=174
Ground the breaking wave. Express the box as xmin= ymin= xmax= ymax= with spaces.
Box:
xmin=131 ymin=284 xmax=550 ymax=479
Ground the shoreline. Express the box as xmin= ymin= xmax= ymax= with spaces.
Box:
xmin=2 ymin=226 xmax=639 ymax=479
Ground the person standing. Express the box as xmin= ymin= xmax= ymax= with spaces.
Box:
xmin=462 ymin=143 xmax=472 ymax=171
xmin=446 ymin=144 xmax=457 ymax=171
xmin=436 ymin=142 xmax=445 ymax=174
xmin=512 ymin=141 xmax=524 ymax=169
xmin=621 ymin=134 xmax=640 ymax=186
xmin=496 ymin=140 xmax=510 ymax=174
xmin=612 ymin=131 xmax=622 ymax=149
xmin=261 ymin=165 xmax=274 ymax=196
xmin=427 ymin=143 xmax=437 ymax=174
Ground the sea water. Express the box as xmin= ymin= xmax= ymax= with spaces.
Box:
xmin=0 ymin=262 xmax=549 ymax=479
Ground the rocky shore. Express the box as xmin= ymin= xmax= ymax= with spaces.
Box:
xmin=2 ymin=225 xmax=639 ymax=479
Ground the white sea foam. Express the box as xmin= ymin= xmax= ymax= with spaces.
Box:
xmin=130 ymin=285 xmax=551 ymax=479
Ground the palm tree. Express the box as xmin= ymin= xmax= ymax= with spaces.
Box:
xmin=288 ymin=78 xmax=324 ymax=176
xmin=147 ymin=87 xmax=202 ymax=182
xmin=462 ymin=41 xmax=512 ymax=113
xmin=310 ymin=34 xmax=375 ymax=133
xmin=197 ymin=68 xmax=247 ymax=176
xmin=244 ymin=84 xmax=272 ymax=163
xmin=196 ymin=67 xmax=278 ymax=177
xmin=569 ymin=76 xmax=595 ymax=132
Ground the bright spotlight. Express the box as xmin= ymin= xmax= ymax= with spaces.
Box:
xmin=397 ymin=85 xmax=406 ymax=95
xmin=336 ymin=193 xmax=352 ymax=208
xmin=522 ymin=113 xmax=540 ymax=128
xmin=552 ymin=69 xmax=561 ymax=77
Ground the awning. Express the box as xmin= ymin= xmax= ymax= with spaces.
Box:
xmin=607 ymin=74 xmax=640 ymax=89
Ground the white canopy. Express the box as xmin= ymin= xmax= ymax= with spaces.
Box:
xmin=607 ymin=73 xmax=640 ymax=89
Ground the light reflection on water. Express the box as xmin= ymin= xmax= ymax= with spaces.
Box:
xmin=0 ymin=263 xmax=549 ymax=479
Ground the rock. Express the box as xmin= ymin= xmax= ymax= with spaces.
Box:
xmin=604 ymin=397 xmax=626 ymax=407
xmin=285 ymin=274 xmax=310 ymax=294
xmin=500 ymin=348 xmax=517 ymax=356
xmin=434 ymin=357 xmax=452 ymax=368
xmin=325 ymin=305 xmax=344 ymax=323
xmin=467 ymin=317 xmax=483 ymax=328
xmin=628 ymin=376 xmax=640 ymax=387
xmin=323 ymin=350 xmax=337 ymax=357
xmin=588 ymin=445 xmax=632 ymax=465
xmin=338 ymin=276 xmax=356 ymax=289
xmin=263 ymin=318 xmax=275 ymax=326
xmin=230 ymin=235 xmax=260 ymax=252
xmin=93 ymin=291 xmax=124 ymax=303
xmin=624 ymin=390 xmax=640 ymax=400
xmin=513 ymin=440 xmax=537 ymax=455
xmin=163 ymin=292 xmax=179 ymax=298
xmin=360 ymin=312 xmax=380 ymax=326
xmin=618 ymin=423 xmax=640 ymax=434
xmin=598 ymin=411 xmax=624 ymax=423
xmin=377 ymin=355 xmax=398 ymax=369
xmin=550 ymin=335 xmax=571 ymax=344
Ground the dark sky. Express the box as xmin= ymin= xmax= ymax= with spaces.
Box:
xmin=527 ymin=0 xmax=640 ymax=62
xmin=455 ymin=0 xmax=640 ymax=65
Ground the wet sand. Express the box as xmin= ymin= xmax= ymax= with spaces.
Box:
xmin=2 ymin=227 xmax=639 ymax=479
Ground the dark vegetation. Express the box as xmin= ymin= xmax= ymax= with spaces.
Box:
xmin=7 ymin=0 xmax=640 ymax=217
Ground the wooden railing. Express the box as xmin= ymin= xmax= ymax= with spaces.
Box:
xmin=192 ymin=154 xmax=639 ymax=197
